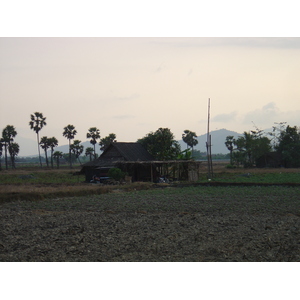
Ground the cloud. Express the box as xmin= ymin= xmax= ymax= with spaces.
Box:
xmin=243 ymin=102 xmax=300 ymax=129
xmin=212 ymin=111 xmax=237 ymax=123
xmin=243 ymin=102 xmax=279 ymax=126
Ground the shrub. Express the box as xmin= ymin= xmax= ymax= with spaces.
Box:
xmin=108 ymin=168 xmax=125 ymax=181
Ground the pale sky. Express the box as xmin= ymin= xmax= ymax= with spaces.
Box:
xmin=1 ymin=37 xmax=299 ymax=154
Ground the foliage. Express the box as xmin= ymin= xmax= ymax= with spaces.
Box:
xmin=48 ymin=137 xmax=58 ymax=168
xmin=29 ymin=112 xmax=46 ymax=168
xmin=107 ymin=167 xmax=125 ymax=181
xmin=8 ymin=142 xmax=19 ymax=169
xmin=99 ymin=133 xmax=117 ymax=151
xmin=53 ymin=151 xmax=64 ymax=169
xmin=226 ymin=129 xmax=272 ymax=168
xmin=2 ymin=125 xmax=18 ymax=169
xmin=87 ymin=127 xmax=100 ymax=159
xmin=85 ymin=147 xmax=95 ymax=161
xmin=182 ymin=130 xmax=198 ymax=151
xmin=63 ymin=124 xmax=77 ymax=168
xmin=177 ymin=149 xmax=193 ymax=160
xmin=225 ymin=135 xmax=234 ymax=165
xmin=70 ymin=140 xmax=84 ymax=164
xmin=137 ymin=127 xmax=181 ymax=160
xmin=275 ymin=125 xmax=300 ymax=167
xmin=40 ymin=136 xmax=50 ymax=167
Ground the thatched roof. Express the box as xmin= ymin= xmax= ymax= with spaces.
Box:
xmin=82 ymin=142 xmax=155 ymax=168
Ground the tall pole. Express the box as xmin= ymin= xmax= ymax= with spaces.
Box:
xmin=206 ymin=98 xmax=213 ymax=179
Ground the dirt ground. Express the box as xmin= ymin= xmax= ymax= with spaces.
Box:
xmin=1 ymin=185 xmax=299 ymax=262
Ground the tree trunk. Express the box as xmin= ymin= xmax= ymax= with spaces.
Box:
xmin=44 ymin=149 xmax=49 ymax=167
xmin=50 ymin=149 xmax=54 ymax=168
xmin=37 ymin=132 xmax=42 ymax=168
xmin=69 ymin=139 xmax=72 ymax=169
xmin=4 ymin=143 xmax=8 ymax=170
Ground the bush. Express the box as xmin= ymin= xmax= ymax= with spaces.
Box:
xmin=226 ymin=164 xmax=236 ymax=169
xmin=108 ymin=168 xmax=125 ymax=181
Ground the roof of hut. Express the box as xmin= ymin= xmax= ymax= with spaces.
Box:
xmin=82 ymin=142 xmax=155 ymax=167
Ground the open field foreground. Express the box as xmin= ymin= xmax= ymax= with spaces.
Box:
xmin=1 ymin=185 xmax=300 ymax=262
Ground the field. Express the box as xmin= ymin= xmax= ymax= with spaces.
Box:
xmin=0 ymin=163 xmax=300 ymax=261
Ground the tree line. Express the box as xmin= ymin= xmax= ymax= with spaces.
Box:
xmin=0 ymin=112 xmax=199 ymax=169
xmin=225 ymin=122 xmax=300 ymax=168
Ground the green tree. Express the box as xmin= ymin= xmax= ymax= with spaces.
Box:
xmin=87 ymin=127 xmax=100 ymax=159
xmin=225 ymin=135 xmax=235 ymax=165
xmin=182 ymin=130 xmax=198 ymax=156
xmin=231 ymin=130 xmax=271 ymax=168
xmin=48 ymin=137 xmax=58 ymax=168
xmin=53 ymin=151 xmax=63 ymax=169
xmin=99 ymin=133 xmax=117 ymax=151
xmin=138 ymin=127 xmax=181 ymax=160
xmin=276 ymin=125 xmax=300 ymax=167
xmin=8 ymin=142 xmax=19 ymax=169
xmin=29 ymin=112 xmax=46 ymax=168
xmin=63 ymin=124 xmax=77 ymax=168
xmin=85 ymin=147 xmax=94 ymax=162
xmin=70 ymin=140 xmax=84 ymax=165
xmin=40 ymin=136 xmax=50 ymax=167
xmin=2 ymin=125 xmax=17 ymax=170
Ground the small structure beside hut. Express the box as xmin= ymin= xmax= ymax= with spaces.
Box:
xmin=80 ymin=142 xmax=201 ymax=183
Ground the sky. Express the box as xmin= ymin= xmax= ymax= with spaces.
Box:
xmin=1 ymin=37 xmax=300 ymax=155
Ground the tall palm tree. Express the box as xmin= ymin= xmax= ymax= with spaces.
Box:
xmin=182 ymin=130 xmax=198 ymax=156
xmin=70 ymin=140 xmax=84 ymax=165
xmin=87 ymin=127 xmax=100 ymax=159
xmin=63 ymin=124 xmax=77 ymax=168
xmin=29 ymin=112 xmax=46 ymax=168
xmin=8 ymin=142 xmax=19 ymax=169
xmin=53 ymin=151 xmax=63 ymax=169
xmin=2 ymin=125 xmax=17 ymax=170
xmin=40 ymin=136 xmax=50 ymax=167
xmin=85 ymin=147 xmax=94 ymax=162
xmin=48 ymin=137 xmax=58 ymax=168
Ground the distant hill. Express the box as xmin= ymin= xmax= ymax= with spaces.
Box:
xmin=178 ymin=128 xmax=242 ymax=154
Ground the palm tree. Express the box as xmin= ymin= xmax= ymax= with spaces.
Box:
xmin=40 ymin=136 xmax=50 ymax=167
xmin=85 ymin=147 xmax=94 ymax=162
xmin=48 ymin=137 xmax=58 ymax=168
xmin=225 ymin=135 xmax=235 ymax=165
xmin=87 ymin=127 xmax=100 ymax=159
xmin=63 ymin=124 xmax=77 ymax=168
xmin=53 ymin=151 xmax=63 ymax=169
xmin=2 ymin=125 xmax=17 ymax=169
xmin=29 ymin=112 xmax=46 ymax=168
xmin=70 ymin=140 xmax=84 ymax=165
xmin=8 ymin=142 xmax=19 ymax=169
xmin=182 ymin=130 xmax=198 ymax=156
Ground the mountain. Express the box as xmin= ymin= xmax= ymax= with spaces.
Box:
xmin=178 ymin=128 xmax=242 ymax=154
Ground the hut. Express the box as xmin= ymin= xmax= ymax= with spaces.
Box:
xmin=80 ymin=142 xmax=156 ymax=182
xmin=80 ymin=142 xmax=202 ymax=183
